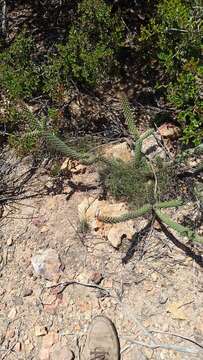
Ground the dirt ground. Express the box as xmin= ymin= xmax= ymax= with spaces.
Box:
xmin=0 ymin=158 xmax=203 ymax=360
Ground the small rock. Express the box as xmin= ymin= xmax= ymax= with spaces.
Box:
xmin=90 ymin=272 xmax=103 ymax=285
xmin=158 ymin=294 xmax=168 ymax=305
xmin=23 ymin=288 xmax=33 ymax=297
xmin=153 ymin=220 xmax=161 ymax=230
xmin=101 ymin=142 xmax=134 ymax=163
xmin=7 ymin=237 xmax=13 ymax=246
xmin=107 ymin=221 xmax=135 ymax=249
xmin=158 ymin=123 xmax=181 ymax=140
xmin=151 ymin=273 xmax=158 ymax=282
xmin=141 ymin=134 xmax=165 ymax=160
xmin=143 ymin=281 xmax=153 ymax=292
xmin=8 ymin=307 xmax=17 ymax=320
xmin=6 ymin=329 xmax=15 ymax=338
xmin=173 ymin=253 xmax=186 ymax=262
xmin=60 ymin=158 xmax=71 ymax=172
xmin=69 ymin=101 xmax=81 ymax=117
xmin=14 ymin=342 xmax=21 ymax=352
xmin=72 ymin=164 xmax=86 ymax=174
xmin=35 ymin=325 xmax=47 ymax=337
xmin=31 ymin=249 xmax=62 ymax=282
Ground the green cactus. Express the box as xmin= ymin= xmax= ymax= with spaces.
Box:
xmin=155 ymin=209 xmax=203 ymax=244
xmin=98 ymin=199 xmax=203 ymax=244
xmin=98 ymin=204 xmax=152 ymax=223
xmin=45 ymin=98 xmax=202 ymax=245
xmin=155 ymin=199 xmax=184 ymax=209
xmin=122 ymin=95 xmax=139 ymax=141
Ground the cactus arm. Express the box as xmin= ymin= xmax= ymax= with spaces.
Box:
xmin=155 ymin=199 xmax=184 ymax=209
xmin=98 ymin=204 xmax=152 ymax=223
xmin=122 ymin=95 xmax=139 ymax=141
xmin=154 ymin=209 xmax=203 ymax=244
xmin=134 ymin=129 xmax=154 ymax=164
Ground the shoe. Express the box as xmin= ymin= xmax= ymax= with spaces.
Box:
xmin=82 ymin=315 xmax=120 ymax=360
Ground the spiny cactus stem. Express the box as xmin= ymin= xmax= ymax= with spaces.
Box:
xmin=154 ymin=209 xmax=203 ymax=244
xmin=98 ymin=204 xmax=152 ymax=223
xmin=155 ymin=199 xmax=184 ymax=209
xmin=139 ymin=128 xmax=154 ymax=141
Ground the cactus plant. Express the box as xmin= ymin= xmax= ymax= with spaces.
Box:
xmin=45 ymin=97 xmax=203 ymax=244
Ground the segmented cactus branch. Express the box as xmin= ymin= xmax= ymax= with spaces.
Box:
xmin=45 ymin=132 xmax=99 ymax=165
xmin=134 ymin=129 xmax=154 ymax=165
xmin=98 ymin=204 xmax=152 ymax=223
xmin=155 ymin=199 xmax=184 ymax=209
xmin=154 ymin=209 xmax=203 ymax=244
xmin=46 ymin=133 xmax=87 ymax=159
xmin=122 ymin=95 xmax=139 ymax=141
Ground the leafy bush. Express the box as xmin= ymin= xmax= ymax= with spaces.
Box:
xmin=139 ymin=0 xmax=202 ymax=145
xmin=167 ymin=63 xmax=203 ymax=145
xmin=0 ymin=32 xmax=40 ymax=99
xmin=44 ymin=0 xmax=124 ymax=93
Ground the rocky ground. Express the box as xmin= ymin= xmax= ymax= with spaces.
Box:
xmin=0 ymin=141 xmax=203 ymax=360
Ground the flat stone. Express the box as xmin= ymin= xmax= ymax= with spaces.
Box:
xmin=101 ymin=142 xmax=134 ymax=163
xmin=107 ymin=221 xmax=135 ymax=248
xmin=31 ymin=249 xmax=62 ymax=282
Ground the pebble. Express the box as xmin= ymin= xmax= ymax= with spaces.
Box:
xmin=14 ymin=342 xmax=21 ymax=352
xmin=35 ymin=325 xmax=47 ymax=337
xmin=8 ymin=307 xmax=17 ymax=320
xmin=23 ymin=288 xmax=33 ymax=297
xmin=158 ymin=294 xmax=168 ymax=305
xmin=151 ymin=273 xmax=158 ymax=282
xmin=89 ymin=271 xmax=103 ymax=285
xmin=7 ymin=237 xmax=13 ymax=246
xmin=6 ymin=329 xmax=15 ymax=338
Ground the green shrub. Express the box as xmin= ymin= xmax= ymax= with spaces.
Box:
xmin=139 ymin=0 xmax=202 ymax=145
xmin=167 ymin=63 xmax=203 ymax=145
xmin=0 ymin=32 xmax=40 ymax=99
xmin=43 ymin=0 xmax=124 ymax=93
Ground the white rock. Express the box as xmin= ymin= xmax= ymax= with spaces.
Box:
xmin=31 ymin=249 xmax=62 ymax=282
xmin=141 ymin=134 xmax=165 ymax=160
